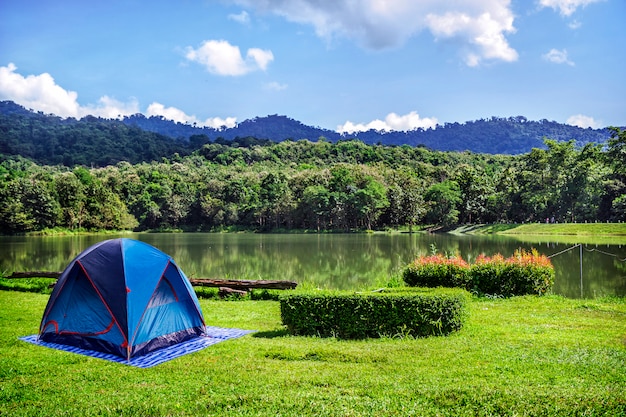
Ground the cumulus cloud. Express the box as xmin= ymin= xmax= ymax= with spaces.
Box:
xmin=566 ymin=114 xmax=601 ymax=129
xmin=538 ymin=0 xmax=604 ymax=17
xmin=0 ymin=64 xmax=237 ymax=127
xmin=425 ymin=9 xmax=518 ymax=66
xmin=542 ymin=48 xmax=575 ymax=66
xmin=146 ymin=102 xmax=237 ymax=129
xmin=337 ymin=111 xmax=438 ymax=134
xmin=233 ymin=0 xmax=518 ymax=66
xmin=185 ymin=40 xmax=273 ymax=76
xmin=0 ymin=63 xmax=139 ymax=118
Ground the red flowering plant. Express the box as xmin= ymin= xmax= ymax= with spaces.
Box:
xmin=403 ymin=249 xmax=554 ymax=297
xmin=470 ymin=253 xmax=507 ymax=295
xmin=402 ymin=254 xmax=471 ymax=289
xmin=495 ymin=249 xmax=554 ymax=296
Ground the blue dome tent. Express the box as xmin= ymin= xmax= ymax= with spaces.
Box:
xmin=39 ymin=238 xmax=206 ymax=360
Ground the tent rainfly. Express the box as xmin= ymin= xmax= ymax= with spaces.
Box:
xmin=38 ymin=238 xmax=206 ymax=360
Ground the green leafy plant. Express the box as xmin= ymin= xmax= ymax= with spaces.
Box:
xmin=402 ymin=254 xmax=471 ymax=288
xmin=279 ymin=290 xmax=468 ymax=339
xmin=403 ymin=248 xmax=555 ymax=297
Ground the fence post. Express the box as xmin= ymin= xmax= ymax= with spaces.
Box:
xmin=579 ymin=244 xmax=583 ymax=298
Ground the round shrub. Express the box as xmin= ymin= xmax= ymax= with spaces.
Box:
xmin=402 ymin=254 xmax=470 ymax=289
xmin=404 ymin=249 xmax=555 ymax=297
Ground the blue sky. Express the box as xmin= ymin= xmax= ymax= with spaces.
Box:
xmin=1 ymin=0 xmax=624 ymax=132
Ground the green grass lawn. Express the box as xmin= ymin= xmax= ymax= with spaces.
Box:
xmin=499 ymin=222 xmax=626 ymax=236
xmin=1 ymin=290 xmax=625 ymax=416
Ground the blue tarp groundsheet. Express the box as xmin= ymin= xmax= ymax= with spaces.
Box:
xmin=20 ymin=326 xmax=254 ymax=368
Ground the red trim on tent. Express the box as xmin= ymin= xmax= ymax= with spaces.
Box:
xmin=58 ymin=318 xmax=115 ymax=336
xmin=165 ymin=277 xmax=179 ymax=302
xmin=76 ymin=260 xmax=129 ymax=347
xmin=38 ymin=264 xmax=75 ymax=335
xmin=41 ymin=320 xmax=59 ymax=334
xmin=127 ymin=259 xmax=194 ymax=351
xmin=128 ymin=260 xmax=174 ymax=350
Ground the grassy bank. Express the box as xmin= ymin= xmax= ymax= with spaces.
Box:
xmin=459 ymin=222 xmax=626 ymax=236
xmin=501 ymin=223 xmax=626 ymax=236
xmin=1 ymin=290 xmax=625 ymax=416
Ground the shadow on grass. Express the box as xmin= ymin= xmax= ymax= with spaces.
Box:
xmin=252 ymin=329 xmax=290 ymax=338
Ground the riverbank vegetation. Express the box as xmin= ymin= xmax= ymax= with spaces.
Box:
xmin=1 ymin=128 xmax=625 ymax=235
xmin=1 ymin=290 xmax=624 ymax=416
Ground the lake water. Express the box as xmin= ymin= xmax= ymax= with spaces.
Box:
xmin=1 ymin=233 xmax=625 ymax=298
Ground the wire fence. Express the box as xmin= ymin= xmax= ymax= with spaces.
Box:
xmin=545 ymin=243 xmax=626 ymax=298
xmin=547 ymin=244 xmax=626 ymax=262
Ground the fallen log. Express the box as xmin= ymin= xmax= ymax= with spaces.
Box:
xmin=190 ymin=278 xmax=297 ymax=290
xmin=6 ymin=272 xmax=297 ymax=291
xmin=218 ymin=287 xmax=248 ymax=298
xmin=7 ymin=271 xmax=62 ymax=279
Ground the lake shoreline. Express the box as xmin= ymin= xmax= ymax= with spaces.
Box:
xmin=14 ymin=222 xmax=626 ymax=238
xmin=449 ymin=222 xmax=626 ymax=236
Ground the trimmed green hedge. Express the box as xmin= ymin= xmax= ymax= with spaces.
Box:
xmin=280 ymin=289 xmax=468 ymax=339
xmin=402 ymin=249 xmax=555 ymax=297
xmin=0 ymin=277 xmax=55 ymax=294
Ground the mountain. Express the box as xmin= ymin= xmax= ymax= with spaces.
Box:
xmin=0 ymin=101 xmax=188 ymax=166
xmin=0 ymin=100 xmax=618 ymax=167
xmin=122 ymin=112 xmax=613 ymax=155
xmin=122 ymin=113 xmax=341 ymax=142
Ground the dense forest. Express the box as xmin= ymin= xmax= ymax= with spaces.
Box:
xmin=1 ymin=126 xmax=624 ymax=234
xmin=0 ymin=101 xmax=189 ymax=166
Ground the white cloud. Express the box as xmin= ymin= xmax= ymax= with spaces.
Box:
xmin=82 ymin=96 xmax=140 ymax=119
xmin=203 ymin=115 xmax=238 ymax=129
xmin=566 ymin=114 xmax=601 ymax=129
xmin=542 ymin=48 xmax=575 ymax=66
xmin=337 ymin=111 xmax=438 ymax=133
xmin=146 ymin=102 xmax=193 ymax=124
xmin=0 ymin=63 xmax=139 ymax=118
xmin=538 ymin=0 xmax=604 ymax=17
xmin=0 ymin=62 xmax=80 ymax=117
xmin=425 ymin=9 xmax=518 ymax=66
xmin=185 ymin=40 xmax=273 ymax=76
xmin=228 ymin=10 xmax=250 ymax=24
xmin=0 ymin=64 xmax=237 ymax=127
xmin=233 ymin=0 xmax=518 ymax=66
xmin=146 ymin=102 xmax=237 ymax=129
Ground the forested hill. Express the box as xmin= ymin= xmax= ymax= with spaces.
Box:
xmin=0 ymin=101 xmax=188 ymax=166
xmin=0 ymin=100 xmax=616 ymax=166
xmin=122 ymin=113 xmax=613 ymax=154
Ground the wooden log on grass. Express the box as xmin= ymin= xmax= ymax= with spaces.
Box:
xmin=6 ymin=272 xmax=297 ymax=291
xmin=7 ymin=271 xmax=62 ymax=279
xmin=218 ymin=287 xmax=248 ymax=298
xmin=190 ymin=278 xmax=297 ymax=290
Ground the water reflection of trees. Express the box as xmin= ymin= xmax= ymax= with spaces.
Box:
xmin=1 ymin=234 xmax=624 ymax=297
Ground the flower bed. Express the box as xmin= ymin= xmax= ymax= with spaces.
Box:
xmin=402 ymin=249 xmax=554 ymax=297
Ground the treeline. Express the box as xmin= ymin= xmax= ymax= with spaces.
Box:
xmin=1 ymin=128 xmax=625 ymax=234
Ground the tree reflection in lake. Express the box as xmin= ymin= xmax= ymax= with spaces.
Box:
xmin=1 ymin=233 xmax=624 ymax=298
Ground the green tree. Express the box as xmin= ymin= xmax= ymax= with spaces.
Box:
xmin=602 ymin=127 xmax=626 ymax=221
xmin=424 ymin=180 xmax=462 ymax=227
xmin=350 ymin=178 xmax=389 ymax=230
